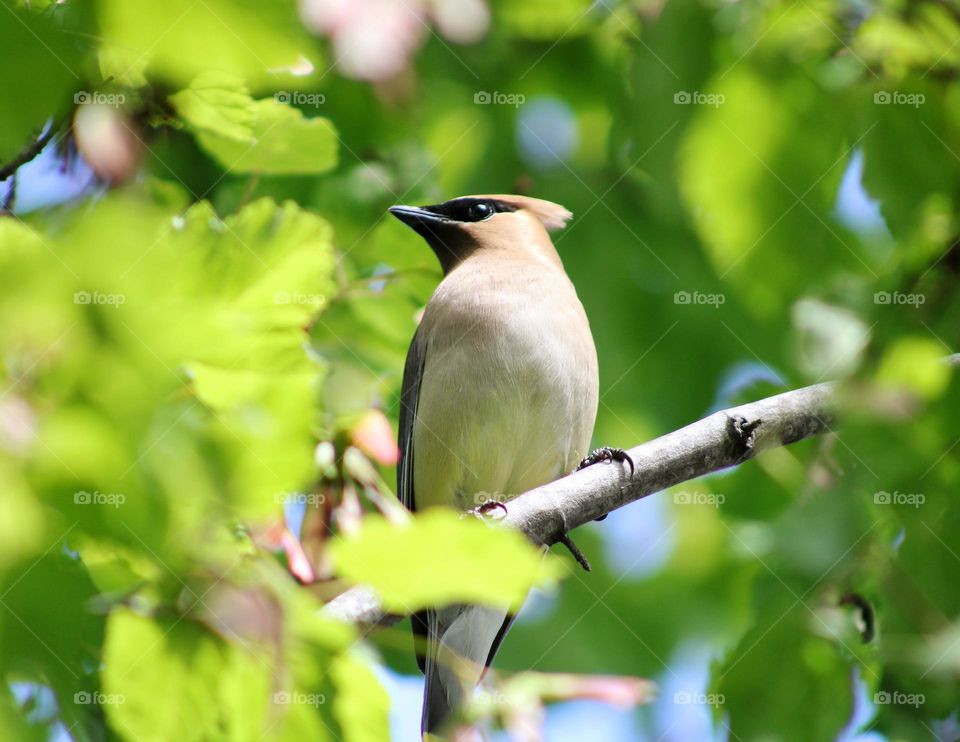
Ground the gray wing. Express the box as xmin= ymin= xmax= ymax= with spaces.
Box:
xmin=398 ymin=327 xmax=430 ymax=672
xmin=397 ymin=326 xmax=426 ymax=513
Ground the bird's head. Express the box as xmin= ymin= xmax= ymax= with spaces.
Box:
xmin=388 ymin=194 xmax=572 ymax=273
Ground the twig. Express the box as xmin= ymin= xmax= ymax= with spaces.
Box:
xmin=0 ymin=123 xmax=60 ymax=182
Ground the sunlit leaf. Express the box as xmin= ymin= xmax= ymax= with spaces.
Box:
xmin=169 ymin=72 xmax=256 ymax=143
xmin=330 ymin=510 xmax=563 ymax=612
xmin=195 ymin=99 xmax=338 ymax=175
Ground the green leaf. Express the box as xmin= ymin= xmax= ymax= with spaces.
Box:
xmin=155 ymin=198 xmax=336 ymax=518
xmin=329 ymin=510 xmax=563 ymax=612
xmin=102 ymin=611 xmax=271 ymax=742
xmin=0 ymin=554 xmax=106 ymax=742
xmin=330 ymin=654 xmax=390 ymax=742
xmin=196 ymin=99 xmax=339 ymax=175
xmin=677 ymin=69 xmax=858 ymax=314
xmin=874 ymin=336 xmax=951 ymax=399
xmin=0 ymin=193 xmax=335 ymax=538
xmin=497 ymin=0 xmax=595 ymax=40
xmin=96 ymin=0 xmax=314 ymax=88
xmin=0 ymin=3 xmax=85 ymax=161
xmin=169 ymin=72 xmax=256 ymax=143
xmin=714 ymin=588 xmax=854 ymax=741
xmin=0 ymin=458 xmax=44 ymax=567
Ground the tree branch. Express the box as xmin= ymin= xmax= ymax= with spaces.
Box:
xmin=324 ymin=357 xmax=960 ymax=625
xmin=0 ymin=122 xmax=60 ymax=182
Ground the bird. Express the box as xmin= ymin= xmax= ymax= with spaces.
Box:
xmin=389 ymin=194 xmax=604 ymax=736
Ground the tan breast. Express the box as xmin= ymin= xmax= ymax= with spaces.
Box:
xmin=412 ymin=255 xmax=598 ymax=510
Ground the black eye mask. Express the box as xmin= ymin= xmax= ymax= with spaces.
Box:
xmin=421 ymin=198 xmax=517 ymax=223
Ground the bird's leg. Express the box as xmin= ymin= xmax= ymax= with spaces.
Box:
xmin=576 ymin=447 xmax=634 ymax=522
xmin=467 ymin=498 xmax=593 ymax=572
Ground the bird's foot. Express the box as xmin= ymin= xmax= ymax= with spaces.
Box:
xmin=577 ymin=447 xmax=635 ymax=475
xmin=464 ymin=498 xmax=508 ymax=521
xmin=478 ymin=500 xmax=508 ymax=517
xmin=576 ymin=448 xmax=634 ymax=522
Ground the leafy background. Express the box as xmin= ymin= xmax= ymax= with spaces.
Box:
xmin=1 ymin=0 xmax=959 ymax=740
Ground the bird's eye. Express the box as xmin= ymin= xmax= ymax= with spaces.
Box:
xmin=468 ymin=202 xmax=493 ymax=221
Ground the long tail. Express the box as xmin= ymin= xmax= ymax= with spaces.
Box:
xmin=421 ymin=604 xmax=510 ymax=735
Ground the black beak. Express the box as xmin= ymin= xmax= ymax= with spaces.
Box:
xmin=388 ymin=205 xmax=448 ymax=228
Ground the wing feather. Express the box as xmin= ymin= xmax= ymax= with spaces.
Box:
xmin=397 ymin=327 xmax=426 ymax=512
xmin=398 ymin=327 xmax=429 ymax=672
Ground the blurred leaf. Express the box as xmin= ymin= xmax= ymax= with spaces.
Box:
xmin=0 ymin=2 xmax=85 ymax=161
xmin=497 ymin=0 xmax=595 ymax=40
xmin=195 ymin=99 xmax=338 ymax=175
xmin=96 ymin=0 xmax=313 ymax=88
xmin=169 ymin=72 xmax=256 ymax=143
xmin=329 ymin=653 xmax=391 ymax=742
xmin=874 ymin=336 xmax=951 ymax=399
xmin=714 ymin=588 xmax=854 ymax=741
xmin=677 ymin=69 xmax=858 ymax=313
xmin=103 ymin=610 xmax=272 ymax=741
xmin=330 ymin=510 xmax=563 ymax=611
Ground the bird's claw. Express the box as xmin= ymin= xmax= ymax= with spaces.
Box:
xmin=465 ymin=499 xmax=508 ymax=520
xmin=478 ymin=500 xmax=508 ymax=516
xmin=577 ymin=447 xmax=633 ymax=522
xmin=577 ymin=447 xmax=635 ymax=476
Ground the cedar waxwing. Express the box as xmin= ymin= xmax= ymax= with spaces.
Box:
xmin=389 ymin=195 xmax=601 ymax=736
